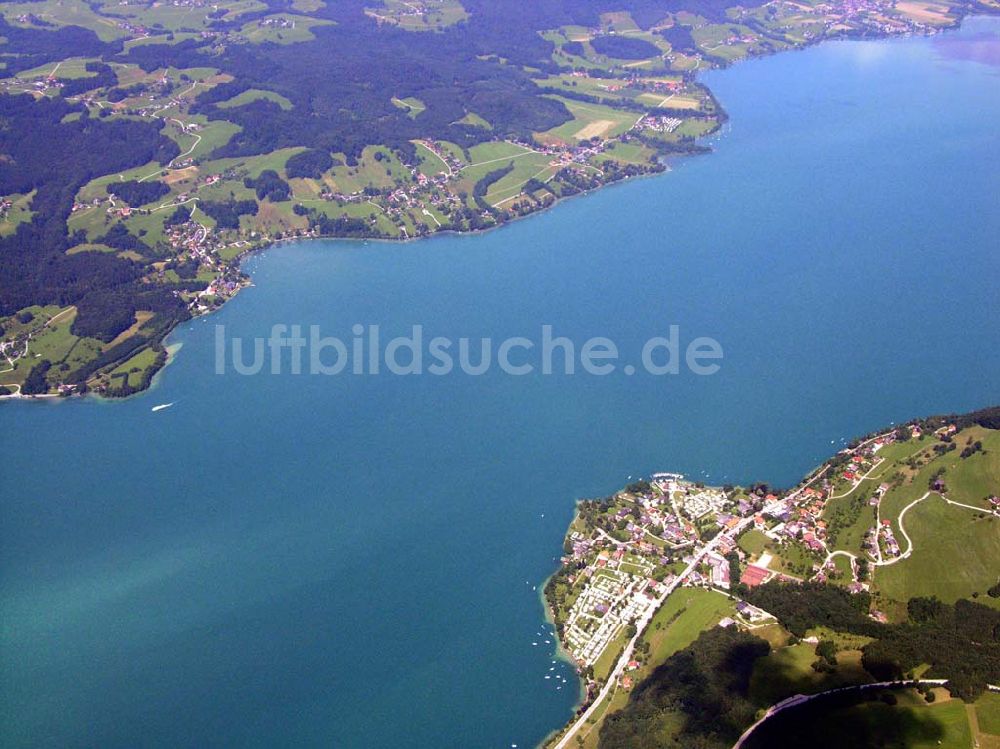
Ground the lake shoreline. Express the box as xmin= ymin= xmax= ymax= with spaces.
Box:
xmin=3 ymin=11 xmax=993 ymax=403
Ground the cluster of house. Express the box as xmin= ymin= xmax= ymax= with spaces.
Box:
xmin=384 ymin=1 xmax=439 ymax=18
xmin=766 ymin=0 xmax=945 ymax=42
xmin=116 ymin=20 xmax=150 ymax=37
xmin=592 ymin=76 xmax=686 ymax=95
xmin=153 ymin=0 xmax=209 ymax=8
xmin=682 ymin=487 xmax=729 ymax=519
xmin=641 ymin=77 xmax=687 ymax=94
xmin=643 ymin=115 xmax=683 ymax=133
xmin=638 ymin=437 xmax=891 ymax=598
xmin=761 ymin=500 xmax=829 ymax=555
xmin=733 ymin=32 xmax=760 ymax=44
xmin=14 ymin=13 xmax=45 ymax=25
xmin=787 ymin=438 xmax=892 ymax=545
xmin=416 ymin=141 xmax=463 ymax=175
xmin=710 ymin=31 xmax=759 ymax=49
xmin=1 ymin=74 xmax=66 ymax=94
xmin=824 ymin=0 xmax=935 ymax=33
xmin=873 ymin=520 xmax=900 ymax=559
xmin=71 ymin=197 xmax=105 ymax=215
xmin=164 ymin=217 xmax=213 ymax=257
xmin=561 ymin=553 xmax=664 ymax=667
xmin=863 ymin=483 xmax=899 ymax=562
xmin=559 ymin=481 xmax=722 ymax=667
xmin=556 ymin=473 xmax=810 ymax=684
xmin=312 ymin=134 xmax=620 ymax=233
xmin=196 ymin=277 xmax=242 ymax=306
xmin=259 ymin=16 xmax=296 ymax=29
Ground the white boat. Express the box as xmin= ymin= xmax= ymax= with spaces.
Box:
xmin=151 ymin=403 xmax=174 ymax=412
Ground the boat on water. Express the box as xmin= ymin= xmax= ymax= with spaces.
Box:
xmin=151 ymin=403 xmax=173 ymax=412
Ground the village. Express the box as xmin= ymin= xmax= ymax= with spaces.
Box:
xmin=551 ymin=473 xmax=779 ymax=681
xmin=0 ymin=0 xmax=979 ymax=403
xmin=545 ymin=427 xmax=943 ymax=689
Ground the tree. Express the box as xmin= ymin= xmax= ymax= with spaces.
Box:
xmin=21 ymin=359 xmax=52 ymax=395
xmin=815 ymin=640 xmax=837 ymax=666
xmin=907 ymin=596 xmax=943 ymax=623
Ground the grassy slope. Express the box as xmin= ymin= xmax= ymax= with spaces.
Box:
xmin=749 ymin=642 xmax=873 ymax=706
xmin=565 ymin=588 xmax=734 ymax=749
xmin=875 ymin=496 xmax=1000 ymax=605
xmin=873 ymin=427 xmax=1000 ymax=609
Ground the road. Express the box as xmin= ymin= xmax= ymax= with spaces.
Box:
xmin=875 ymin=491 xmax=928 ymax=567
xmin=550 ymin=517 xmax=751 ymax=749
xmin=732 ymin=679 xmax=948 ymax=748
xmin=0 ymin=306 xmax=75 ymax=374
xmin=876 ymin=489 xmax=996 ymax=567
xmin=414 ymin=140 xmax=453 ymax=176
xmin=732 ymin=679 xmax=1000 ymax=748
xmin=137 ymin=81 xmax=205 ymax=183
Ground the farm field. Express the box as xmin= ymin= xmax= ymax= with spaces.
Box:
xmin=538 ymin=96 xmax=641 ymax=145
xmin=366 ymin=0 xmax=468 ymax=30
xmin=0 ymin=192 xmax=35 ymax=237
xmin=0 ymin=0 xmax=985 ymax=402
xmin=239 ymin=14 xmax=334 ymax=44
xmin=896 ymin=0 xmax=957 ymax=24
xmin=217 ymin=89 xmax=294 ymax=111
xmin=0 ymin=0 xmax=126 ymax=40
xmin=96 ymin=0 xmax=266 ymax=32
xmin=977 ymin=692 xmax=1000 ymax=737
xmin=641 ymin=588 xmax=736 ymax=664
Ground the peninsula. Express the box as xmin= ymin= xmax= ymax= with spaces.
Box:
xmin=1 ymin=0 xmax=997 ymax=398
xmin=544 ymin=405 xmax=1000 ymax=748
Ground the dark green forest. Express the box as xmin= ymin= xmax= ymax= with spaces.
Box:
xmin=599 ymin=583 xmax=1000 ymax=748
xmin=0 ymin=0 xmax=772 ymax=338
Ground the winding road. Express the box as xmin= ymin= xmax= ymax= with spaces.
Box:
xmin=875 ymin=490 xmax=994 ymax=568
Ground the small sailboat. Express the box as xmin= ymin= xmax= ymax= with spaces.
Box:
xmin=151 ymin=403 xmax=174 ymax=412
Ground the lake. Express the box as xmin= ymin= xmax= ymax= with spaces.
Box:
xmin=1 ymin=17 xmax=998 ymax=749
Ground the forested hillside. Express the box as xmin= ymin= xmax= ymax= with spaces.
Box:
xmin=1 ymin=0 xmax=990 ymax=395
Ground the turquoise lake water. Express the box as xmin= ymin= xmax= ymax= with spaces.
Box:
xmin=2 ymin=17 xmax=999 ymax=748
